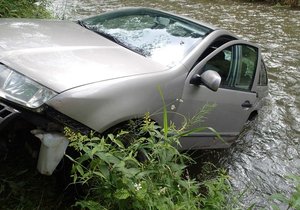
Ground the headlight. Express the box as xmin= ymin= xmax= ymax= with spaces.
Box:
xmin=0 ymin=64 xmax=57 ymax=108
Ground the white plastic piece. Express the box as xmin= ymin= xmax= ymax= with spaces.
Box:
xmin=31 ymin=129 xmax=69 ymax=175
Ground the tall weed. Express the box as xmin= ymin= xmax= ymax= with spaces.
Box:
xmin=65 ymin=110 xmax=234 ymax=209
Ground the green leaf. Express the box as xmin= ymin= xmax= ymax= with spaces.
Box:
xmin=158 ymin=86 xmax=168 ymax=138
xmin=114 ymin=189 xmax=131 ymax=200
xmin=136 ymin=170 xmax=156 ymax=179
xmin=92 ymin=171 xmax=106 ymax=180
xmin=111 ymin=138 xmax=125 ymax=149
xmin=98 ymin=164 xmax=110 ymax=180
xmin=291 ymin=194 xmax=300 ymax=207
xmin=176 ymin=127 xmax=207 ymax=137
xmin=270 ymin=204 xmax=281 ymax=210
xmin=75 ymin=200 xmax=106 ymax=210
xmin=270 ymin=193 xmax=289 ymax=203
xmin=124 ymin=156 xmax=140 ymax=167
xmin=95 ymin=151 xmax=120 ymax=165
xmin=107 ymin=133 xmax=114 ymax=141
xmin=76 ymin=165 xmax=85 ymax=176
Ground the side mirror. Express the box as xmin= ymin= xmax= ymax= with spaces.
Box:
xmin=190 ymin=70 xmax=221 ymax=91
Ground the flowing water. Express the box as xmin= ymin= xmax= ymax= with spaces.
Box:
xmin=49 ymin=0 xmax=300 ymax=207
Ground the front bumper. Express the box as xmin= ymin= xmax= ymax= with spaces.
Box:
xmin=0 ymin=98 xmax=91 ymax=134
xmin=0 ymin=100 xmax=85 ymax=175
xmin=0 ymin=102 xmax=20 ymax=129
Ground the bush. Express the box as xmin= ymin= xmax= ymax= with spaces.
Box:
xmin=65 ymin=110 xmax=235 ymax=209
xmin=0 ymin=0 xmax=51 ymax=18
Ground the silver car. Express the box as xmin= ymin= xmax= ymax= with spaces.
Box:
xmin=0 ymin=7 xmax=268 ymax=175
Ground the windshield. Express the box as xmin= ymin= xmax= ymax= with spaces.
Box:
xmin=79 ymin=8 xmax=212 ymax=67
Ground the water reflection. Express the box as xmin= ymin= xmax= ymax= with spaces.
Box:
xmin=49 ymin=0 xmax=300 ymax=207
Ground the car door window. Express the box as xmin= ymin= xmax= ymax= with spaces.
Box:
xmin=233 ymin=45 xmax=258 ymax=90
xmin=258 ymin=59 xmax=268 ymax=86
xmin=204 ymin=47 xmax=233 ymax=86
xmin=203 ymin=44 xmax=258 ymax=91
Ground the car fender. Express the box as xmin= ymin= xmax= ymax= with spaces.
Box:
xmin=47 ymin=68 xmax=187 ymax=133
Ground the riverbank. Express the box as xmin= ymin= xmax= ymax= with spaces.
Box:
xmin=242 ymin=0 xmax=299 ymax=7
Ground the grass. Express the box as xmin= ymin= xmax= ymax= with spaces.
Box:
xmin=0 ymin=0 xmax=52 ymax=18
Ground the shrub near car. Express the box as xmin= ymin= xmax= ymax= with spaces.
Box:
xmin=0 ymin=8 xmax=268 ymax=175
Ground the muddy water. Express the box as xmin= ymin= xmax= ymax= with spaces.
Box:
xmin=49 ymin=0 xmax=300 ymax=207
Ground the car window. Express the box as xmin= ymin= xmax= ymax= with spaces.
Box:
xmin=204 ymin=47 xmax=233 ymax=86
xmin=80 ymin=9 xmax=212 ymax=67
xmin=203 ymin=44 xmax=258 ymax=91
xmin=233 ymin=45 xmax=258 ymax=90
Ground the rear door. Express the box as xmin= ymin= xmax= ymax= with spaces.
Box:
xmin=173 ymin=40 xmax=261 ymax=148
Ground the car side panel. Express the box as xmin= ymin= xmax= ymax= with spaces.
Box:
xmin=46 ymin=68 xmax=187 ymax=132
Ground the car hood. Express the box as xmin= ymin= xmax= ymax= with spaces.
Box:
xmin=0 ymin=19 xmax=165 ymax=92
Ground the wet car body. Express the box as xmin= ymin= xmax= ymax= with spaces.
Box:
xmin=0 ymin=8 xmax=268 ymax=175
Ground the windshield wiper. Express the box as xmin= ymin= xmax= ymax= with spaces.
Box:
xmin=77 ymin=20 xmax=89 ymax=29
xmin=93 ymin=30 xmax=149 ymax=56
xmin=77 ymin=21 xmax=148 ymax=56
xmin=78 ymin=21 xmax=121 ymax=44
xmin=93 ymin=30 xmax=122 ymax=44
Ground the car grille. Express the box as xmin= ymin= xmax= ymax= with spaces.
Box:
xmin=0 ymin=102 xmax=19 ymax=128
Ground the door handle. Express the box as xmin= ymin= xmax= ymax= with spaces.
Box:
xmin=241 ymin=100 xmax=252 ymax=108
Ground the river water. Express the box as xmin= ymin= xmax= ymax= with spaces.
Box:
xmin=49 ymin=0 xmax=300 ymax=207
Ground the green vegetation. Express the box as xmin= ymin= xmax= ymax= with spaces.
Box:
xmin=65 ymin=113 xmax=300 ymax=210
xmin=65 ymin=112 xmax=235 ymax=210
xmin=0 ymin=0 xmax=52 ymax=18
xmin=1 ymin=120 xmax=300 ymax=209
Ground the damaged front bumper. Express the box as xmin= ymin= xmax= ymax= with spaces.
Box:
xmin=0 ymin=102 xmax=20 ymax=129
xmin=31 ymin=129 xmax=69 ymax=175
xmin=0 ymin=100 xmax=89 ymax=175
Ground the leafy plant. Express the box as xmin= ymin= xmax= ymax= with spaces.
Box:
xmin=65 ymin=98 xmax=235 ymax=210
xmin=65 ymin=115 xmax=199 ymax=209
